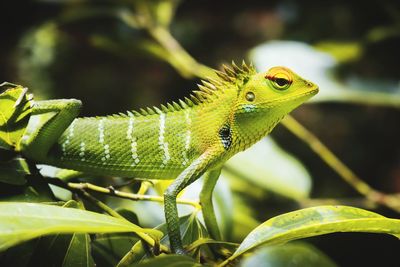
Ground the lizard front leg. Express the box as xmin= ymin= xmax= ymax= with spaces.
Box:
xmin=164 ymin=146 xmax=224 ymax=254
xmin=19 ymin=99 xmax=82 ymax=162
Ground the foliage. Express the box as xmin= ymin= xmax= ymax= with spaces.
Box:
xmin=0 ymin=84 xmax=32 ymax=151
xmin=1 ymin=0 xmax=400 ymax=266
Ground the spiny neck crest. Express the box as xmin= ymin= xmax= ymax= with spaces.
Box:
xmin=113 ymin=61 xmax=256 ymax=118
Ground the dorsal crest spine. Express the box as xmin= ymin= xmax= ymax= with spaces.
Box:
xmin=113 ymin=61 xmax=255 ymax=119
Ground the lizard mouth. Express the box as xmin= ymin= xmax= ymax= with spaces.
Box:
xmin=261 ymin=86 xmax=319 ymax=108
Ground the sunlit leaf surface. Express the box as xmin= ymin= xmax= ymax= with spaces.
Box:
xmin=225 ymin=206 xmax=400 ymax=263
xmin=0 ymin=202 xmax=159 ymax=251
xmin=0 ymin=85 xmax=32 ymax=150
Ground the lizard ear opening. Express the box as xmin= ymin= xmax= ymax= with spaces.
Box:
xmin=245 ymin=91 xmax=255 ymax=102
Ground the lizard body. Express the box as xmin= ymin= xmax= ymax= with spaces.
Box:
xmin=17 ymin=62 xmax=318 ymax=253
xmin=41 ymin=84 xmax=234 ymax=179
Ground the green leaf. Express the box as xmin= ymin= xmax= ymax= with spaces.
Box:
xmin=20 ymin=201 xmax=96 ymax=266
xmin=0 ymin=85 xmax=32 ymax=150
xmin=30 ymin=234 xmax=75 ymax=266
xmin=91 ymin=210 xmax=139 ymax=266
xmin=134 ymin=255 xmax=202 ymax=267
xmin=223 ymin=206 xmax=400 ymax=264
xmin=223 ymin=138 xmax=312 ymax=200
xmin=0 ymin=202 xmax=160 ymax=251
xmin=62 ymin=233 xmax=95 ymax=267
xmin=240 ymin=242 xmax=337 ymax=267
xmin=120 ymin=213 xmax=208 ymax=265
xmin=117 ymin=208 xmax=140 ymax=225
xmin=0 ymin=158 xmax=29 ymax=185
xmin=61 ymin=200 xmax=95 ymax=267
xmin=0 ymin=201 xmax=80 ymax=266
xmin=92 ymin=233 xmax=139 ymax=267
xmin=180 ymin=213 xmax=208 ymax=248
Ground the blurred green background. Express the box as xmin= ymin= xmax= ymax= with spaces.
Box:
xmin=1 ymin=0 xmax=399 ymax=266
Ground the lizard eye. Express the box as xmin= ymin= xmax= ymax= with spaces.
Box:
xmin=246 ymin=91 xmax=255 ymax=102
xmin=265 ymin=70 xmax=292 ymax=90
xmin=274 ymin=77 xmax=290 ymax=88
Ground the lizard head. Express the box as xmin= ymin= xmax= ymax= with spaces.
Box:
xmin=231 ymin=66 xmax=318 ymax=149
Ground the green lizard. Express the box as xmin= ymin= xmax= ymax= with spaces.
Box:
xmin=14 ymin=62 xmax=318 ymax=254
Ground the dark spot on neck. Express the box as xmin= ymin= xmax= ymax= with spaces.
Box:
xmin=219 ymin=124 xmax=232 ymax=150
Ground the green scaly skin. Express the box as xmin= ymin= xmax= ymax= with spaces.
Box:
xmin=17 ymin=62 xmax=318 ymax=254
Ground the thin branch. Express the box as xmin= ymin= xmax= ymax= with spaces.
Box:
xmin=79 ymin=189 xmax=125 ymax=219
xmin=45 ymin=178 xmax=201 ymax=210
xmin=281 ymin=115 xmax=400 ymax=212
xmin=147 ymin=26 xmax=215 ymax=79
xmin=67 ymin=181 xmax=202 ymax=210
xmin=118 ymin=10 xmax=215 ymax=79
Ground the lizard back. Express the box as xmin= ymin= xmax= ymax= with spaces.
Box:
xmin=48 ymin=109 xmax=202 ymax=179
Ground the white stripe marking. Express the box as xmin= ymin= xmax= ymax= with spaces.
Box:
xmin=62 ymin=119 xmax=76 ymax=158
xmin=98 ymin=119 xmax=110 ymax=163
xmin=182 ymin=110 xmax=191 ymax=166
xmin=79 ymin=141 xmax=86 ymax=161
xmin=127 ymin=114 xmax=140 ymax=165
xmin=159 ymin=113 xmax=170 ymax=167
xmin=98 ymin=119 xmax=105 ymax=143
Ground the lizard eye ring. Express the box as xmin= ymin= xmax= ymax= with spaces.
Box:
xmin=246 ymin=91 xmax=255 ymax=102
xmin=265 ymin=69 xmax=293 ymax=90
